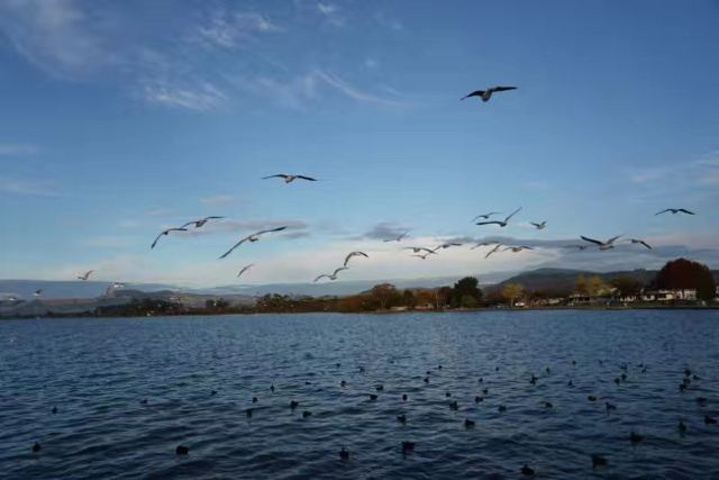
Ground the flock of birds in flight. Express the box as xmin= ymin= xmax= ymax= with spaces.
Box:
xmin=21 ymin=85 xmax=694 ymax=295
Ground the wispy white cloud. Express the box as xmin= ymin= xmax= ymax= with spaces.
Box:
xmin=195 ymin=10 xmax=279 ymax=49
xmin=316 ymin=2 xmax=345 ymax=27
xmin=142 ymin=80 xmax=226 ymax=111
xmin=0 ymin=144 xmax=40 ymax=156
xmin=0 ymin=176 xmax=58 ymax=196
xmin=316 ymin=71 xmax=410 ymax=108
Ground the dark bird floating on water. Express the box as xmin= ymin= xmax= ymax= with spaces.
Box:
xmin=401 ymin=441 xmax=415 ymax=453
xmin=77 ymin=270 xmax=93 ymax=281
xmin=655 ymin=208 xmax=695 ymax=216
xmin=629 ymin=238 xmax=652 ymax=250
xmin=181 ymin=216 xmax=225 ymax=229
xmin=176 ymin=445 xmax=189 ymax=455
xmin=263 ymin=174 xmax=317 ymax=184
xmin=219 ymin=226 xmax=288 ymax=259
xmin=520 ymin=464 xmax=535 ymax=476
xmin=472 ymin=211 xmax=501 ymax=222
xmin=32 ymin=442 xmax=41 ymax=453
xmin=151 ymin=227 xmax=188 ymax=249
xmin=339 ymin=447 xmax=350 ymax=460
xmin=580 ymin=235 xmax=622 ymax=251
xmin=383 ymin=230 xmax=409 ymax=242
xmin=629 ymin=431 xmax=645 ymax=445
xmin=530 ymin=221 xmax=547 ymax=230
xmin=314 ymin=266 xmax=348 ymax=282
xmin=461 ymin=86 xmax=518 ymax=102
xmin=476 ymin=207 xmax=522 ymax=228
xmin=344 ymin=251 xmax=368 ymax=267
xmin=237 ymin=264 xmax=254 ymax=278
xmin=591 ymin=454 xmax=608 ymax=469
xmin=464 ymin=418 xmax=475 ymax=428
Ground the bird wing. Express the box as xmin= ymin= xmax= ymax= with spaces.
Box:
xmin=476 ymin=221 xmax=503 ymax=226
xmin=206 ymin=216 xmax=226 ymax=220
xmin=492 ymin=86 xmax=517 ymax=92
xmin=461 ymin=90 xmax=484 ymax=100
xmin=85 ymin=270 xmax=94 ymax=278
xmin=332 ymin=266 xmax=348 ymax=276
xmin=654 ymin=209 xmax=671 ymax=216
xmin=640 ymin=241 xmax=652 ymax=250
xmin=605 ymin=235 xmax=622 ymax=245
xmin=237 ymin=264 xmax=254 ymax=277
xmin=678 ymin=209 xmax=695 ymax=215
xmin=179 ymin=220 xmax=198 ymax=229
xmin=263 ymin=174 xmax=288 ymax=180
xmin=530 ymin=222 xmax=540 ymax=228
xmin=520 ymin=246 xmax=533 ymax=250
xmin=485 ymin=245 xmax=501 ymax=258
xmin=580 ymin=236 xmax=603 ymax=246
xmin=504 ymin=207 xmax=522 ymax=222
xmin=219 ymin=236 xmax=251 ymax=259
xmin=150 ymin=232 xmax=165 ymax=249
xmin=257 ymin=226 xmax=288 ymax=235
xmin=314 ymin=274 xmax=330 ymax=282
xmin=421 ymin=248 xmax=437 ymax=254
xmin=296 ymin=175 xmax=317 ymax=182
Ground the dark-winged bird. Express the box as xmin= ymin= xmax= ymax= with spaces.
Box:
xmin=476 ymin=207 xmax=522 ymax=228
xmin=461 ymin=86 xmax=517 ymax=102
xmin=655 ymin=208 xmax=695 ymax=216
xmin=151 ymin=227 xmax=188 ymax=249
xmin=219 ymin=226 xmax=288 ymax=259
xmin=263 ymin=174 xmax=317 ymax=184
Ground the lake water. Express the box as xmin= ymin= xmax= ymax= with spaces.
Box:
xmin=1 ymin=310 xmax=718 ymax=479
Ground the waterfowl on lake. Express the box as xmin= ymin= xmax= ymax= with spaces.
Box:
xmin=401 ymin=441 xmax=416 ymax=453
xmin=397 ymin=414 xmax=407 ymax=424
xmin=520 ymin=464 xmax=535 ymax=476
xmin=629 ymin=431 xmax=645 ymax=445
xmin=176 ymin=445 xmax=189 ymax=455
xmin=339 ymin=447 xmax=350 ymax=460
xmin=302 ymin=411 xmax=312 ymax=418
xmin=32 ymin=442 xmax=41 ymax=453
xmin=591 ymin=454 xmax=608 ymax=469
xmin=464 ymin=418 xmax=476 ymax=428
xmin=290 ymin=400 xmax=299 ymax=409
xmin=246 ymin=408 xmax=253 ymax=418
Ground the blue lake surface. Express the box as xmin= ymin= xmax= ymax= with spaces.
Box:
xmin=1 ymin=310 xmax=718 ymax=479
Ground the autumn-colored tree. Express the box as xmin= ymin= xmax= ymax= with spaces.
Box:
xmin=402 ymin=290 xmax=417 ymax=309
xmin=369 ymin=283 xmax=401 ymax=310
xmin=575 ymin=275 xmax=589 ymax=296
xmin=414 ymin=290 xmax=436 ymax=308
xmin=436 ymin=286 xmax=453 ymax=309
xmin=575 ymin=275 xmax=609 ymax=297
xmin=502 ymin=283 xmax=525 ymax=306
xmin=654 ymin=258 xmax=716 ymax=301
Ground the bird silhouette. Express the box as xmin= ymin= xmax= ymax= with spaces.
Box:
xmin=461 ymin=86 xmax=518 ymax=102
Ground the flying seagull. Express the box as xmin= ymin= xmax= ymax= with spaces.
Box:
xmin=106 ymin=282 xmax=125 ymax=296
xmin=461 ymin=86 xmax=517 ymax=102
xmin=403 ymin=246 xmax=436 ymax=254
xmin=151 ymin=227 xmax=188 ymax=249
xmin=412 ymin=253 xmax=433 ymax=260
xmin=33 ymin=289 xmax=43 ymax=297
xmin=263 ymin=174 xmax=317 ymax=184
xmin=344 ymin=251 xmax=369 ymax=267
xmin=383 ymin=230 xmax=409 ymax=242
xmin=471 ymin=241 xmax=498 ymax=250
xmin=580 ymin=235 xmax=622 ymax=251
xmin=77 ymin=270 xmax=93 ymax=281
xmin=530 ymin=221 xmax=547 ymax=230
xmin=435 ymin=242 xmax=462 ymax=250
xmin=485 ymin=244 xmax=503 ymax=259
xmin=219 ymin=226 xmax=288 ymax=259
xmin=472 ymin=212 xmax=501 ymax=222
xmin=314 ymin=267 xmax=348 ymax=282
xmin=629 ymin=238 xmax=652 ymax=250
xmin=476 ymin=207 xmax=523 ymax=228
xmin=181 ymin=216 xmax=225 ymax=229
xmin=237 ymin=264 xmax=255 ymax=278
xmin=503 ymin=246 xmax=533 ymax=253
xmin=565 ymin=245 xmax=589 ymax=251
xmin=655 ymin=208 xmax=695 ymax=216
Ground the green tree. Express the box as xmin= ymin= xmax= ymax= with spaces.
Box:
xmin=654 ymin=258 xmax=716 ymax=301
xmin=402 ymin=290 xmax=417 ymax=309
xmin=460 ymin=294 xmax=479 ymax=308
xmin=451 ymin=276 xmax=483 ymax=307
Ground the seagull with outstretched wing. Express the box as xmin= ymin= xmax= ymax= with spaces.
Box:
xmin=219 ymin=226 xmax=288 ymax=259
xmin=655 ymin=208 xmax=695 ymax=216
xmin=314 ymin=266 xmax=348 ymax=282
xmin=476 ymin=207 xmax=522 ymax=228
xmin=151 ymin=227 xmax=188 ymax=249
xmin=580 ymin=235 xmax=622 ymax=251
xmin=344 ymin=251 xmax=368 ymax=267
xmin=629 ymin=238 xmax=652 ymax=250
xmin=503 ymin=246 xmax=534 ymax=253
xmin=263 ymin=174 xmax=317 ymax=184
xmin=181 ymin=216 xmax=225 ymax=229
xmin=461 ymin=86 xmax=517 ymax=102
xmin=472 ymin=212 xmax=501 ymax=222
xmin=383 ymin=230 xmax=409 ymax=242
xmin=237 ymin=264 xmax=255 ymax=278
xmin=471 ymin=241 xmax=498 ymax=250
xmin=530 ymin=221 xmax=547 ymax=230
xmin=77 ymin=270 xmax=94 ymax=281
xmin=435 ymin=242 xmax=462 ymax=251
xmin=484 ymin=244 xmax=503 ymax=259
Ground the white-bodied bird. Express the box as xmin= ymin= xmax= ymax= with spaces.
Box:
xmin=219 ymin=226 xmax=288 ymax=259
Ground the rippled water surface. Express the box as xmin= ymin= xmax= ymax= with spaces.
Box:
xmin=1 ymin=311 xmax=719 ymax=479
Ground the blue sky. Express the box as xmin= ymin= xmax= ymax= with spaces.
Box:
xmin=1 ymin=0 xmax=718 ymax=288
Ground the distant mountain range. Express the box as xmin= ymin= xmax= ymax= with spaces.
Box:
xmin=2 ymin=267 xmax=717 ymax=303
